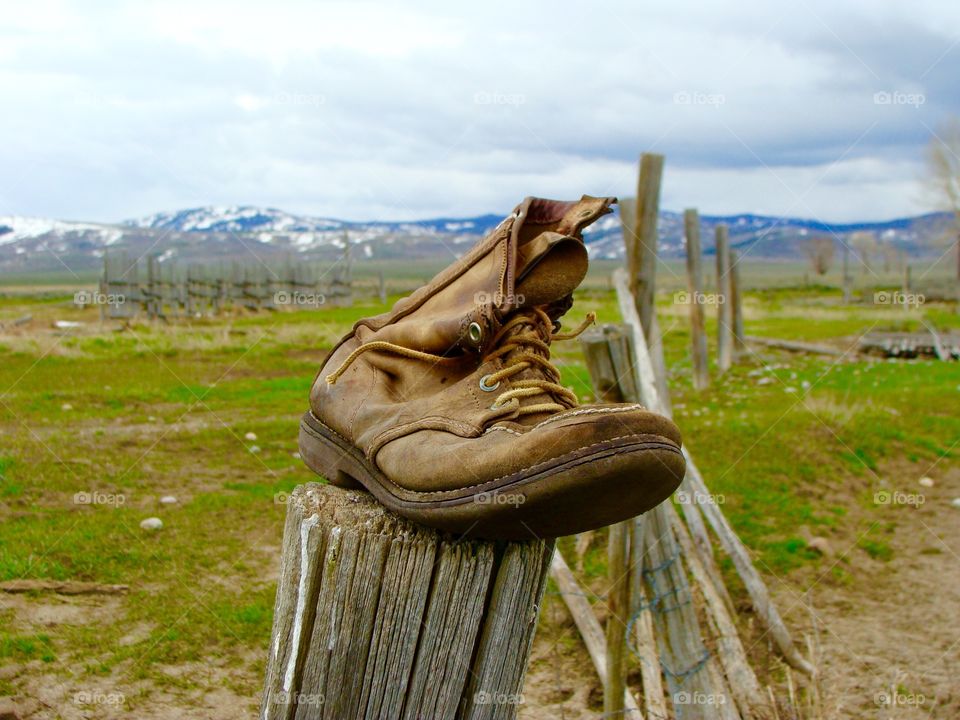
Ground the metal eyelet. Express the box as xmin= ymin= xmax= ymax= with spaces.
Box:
xmin=467 ymin=321 xmax=484 ymax=346
xmin=479 ymin=374 xmax=500 ymax=392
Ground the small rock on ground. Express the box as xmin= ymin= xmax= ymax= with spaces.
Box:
xmin=807 ymin=536 xmax=833 ymax=556
xmin=140 ymin=517 xmax=163 ymax=531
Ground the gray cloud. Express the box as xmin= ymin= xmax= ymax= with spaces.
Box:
xmin=0 ymin=0 xmax=958 ymax=223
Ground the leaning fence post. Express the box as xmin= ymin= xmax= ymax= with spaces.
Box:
xmin=261 ymin=483 xmax=553 ymax=720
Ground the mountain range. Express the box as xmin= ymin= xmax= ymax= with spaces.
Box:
xmin=0 ymin=204 xmax=952 ymax=274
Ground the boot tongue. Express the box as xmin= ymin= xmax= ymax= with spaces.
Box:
xmin=512 ymin=196 xmax=615 ymax=310
xmin=351 ymin=195 xmax=614 ymax=360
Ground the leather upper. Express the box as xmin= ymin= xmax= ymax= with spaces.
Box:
xmin=309 ymin=195 xmax=685 ymax=492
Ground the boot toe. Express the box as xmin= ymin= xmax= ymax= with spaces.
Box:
xmin=369 ymin=403 xmax=685 ymax=538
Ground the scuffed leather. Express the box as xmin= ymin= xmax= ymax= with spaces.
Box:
xmin=309 ymin=195 xmax=685 ymax=493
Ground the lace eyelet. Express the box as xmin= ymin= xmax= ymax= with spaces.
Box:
xmin=467 ymin=322 xmax=484 ymax=346
xmin=479 ymin=374 xmax=500 ymax=392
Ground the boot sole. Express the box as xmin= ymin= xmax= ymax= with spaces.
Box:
xmin=298 ymin=410 xmax=685 ymax=540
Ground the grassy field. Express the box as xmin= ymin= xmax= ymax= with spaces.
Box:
xmin=0 ymin=266 xmax=958 ymax=717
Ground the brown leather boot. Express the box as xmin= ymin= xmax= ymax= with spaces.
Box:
xmin=299 ymin=195 xmax=685 ymax=539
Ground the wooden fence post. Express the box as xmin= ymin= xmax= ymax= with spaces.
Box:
xmin=630 ymin=153 xmax=664 ymax=337
xmin=261 ymin=483 xmax=553 ymax=720
xmin=145 ymin=255 xmax=159 ymax=319
xmin=683 ymin=209 xmax=710 ymax=390
xmin=624 ymin=153 xmax=671 ymax=414
xmin=377 ymin=271 xmax=387 ymax=304
xmin=729 ymin=250 xmax=745 ymax=354
xmin=549 ymin=553 xmax=643 ymax=717
xmin=842 ymin=244 xmax=852 ymax=304
xmin=715 ymin=225 xmax=734 ymax=372
xmin=580 ymin=330 xmax=631 ymax=718
xmin=903 ymin=264 xmax=911 ymax=311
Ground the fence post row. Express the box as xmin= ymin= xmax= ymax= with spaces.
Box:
xmin=95 ymin=254 xmax=354 ymax=319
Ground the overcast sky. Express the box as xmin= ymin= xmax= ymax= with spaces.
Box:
xmin=1 ymin=0 xmax=958 ymax=223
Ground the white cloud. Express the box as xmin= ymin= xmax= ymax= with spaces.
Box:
xmin=0 ymin=0 xmax=957 ymax=223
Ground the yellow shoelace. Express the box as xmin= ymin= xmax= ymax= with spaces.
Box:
xmin=325 ymin=308 xmax=595 ymax=417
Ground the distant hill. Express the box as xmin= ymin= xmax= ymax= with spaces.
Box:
xmin=0 ymin=204 xmax=951 ymax=274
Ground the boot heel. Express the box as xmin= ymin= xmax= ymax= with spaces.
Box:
xmin=298 ymin=414 xmax=365 ymax=489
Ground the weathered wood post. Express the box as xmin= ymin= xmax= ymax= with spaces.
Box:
xmin=146 ymin=255 xmax=159 ymax=319
xmin=261 ymin=483 xmax=554 ymax=720
xmin=377 ymin=271 xmax=387 ymax=305
xmin=841 ymin=243 xmax=852 ymax=304
xmin=902 ymin=263 xmax=911 ymax=311
xmin=99 ymin=255 xmax=108 ymax=324
xmin=624 ymin=152 xmax=671 ymax=414
xmin=715 ymin=225 xmax=734 ymax=372
xmin=683 ymin=209 xmax=710 ymax=390
xmin=729 ymin=250 xmax=745 ymax=354
xmin=630 ymin=153 xmax=664 ymax=336
xmin=580 ymin=330 xmax=631 ymax=718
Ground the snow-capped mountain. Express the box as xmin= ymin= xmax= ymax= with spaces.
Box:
xmin=125 ymin=206 xmax=346 ymax=234
xmin=0 ymin=216 xmax=123 ymax=247
xmin=0 ymin=205 xmax=952 ymax=274
xmin=125 ymin=206 xmax=508 ymax=237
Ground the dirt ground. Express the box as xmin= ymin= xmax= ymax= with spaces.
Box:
xmin=796 ymin=464 xmax=960 ymax=719
xmin=519 ymin=463 xmax=960 ymax=719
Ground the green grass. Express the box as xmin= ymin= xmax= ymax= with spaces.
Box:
xmin=0 ymin=632 xmax=56 ymax=663
xmin=0 ymin=270 xmax=957 ymax=706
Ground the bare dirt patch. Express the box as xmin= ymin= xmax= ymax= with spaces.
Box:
xmin=795 ymin=464 xmax=960 ymax=718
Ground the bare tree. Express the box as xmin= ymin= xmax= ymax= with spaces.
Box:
xmin=927 ymin=116 xmax=960 ymax=281
xmin=805 ymin=236 xmax=835 ymax=275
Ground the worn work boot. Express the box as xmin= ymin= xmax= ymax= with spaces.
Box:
xmin=300 ymin=195 xmax=685 ymax=539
